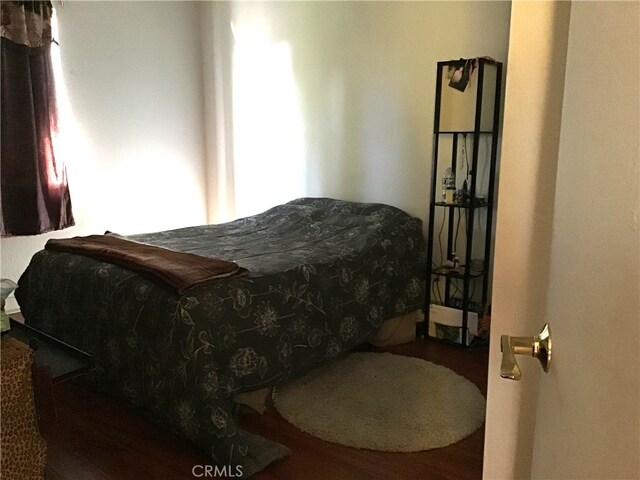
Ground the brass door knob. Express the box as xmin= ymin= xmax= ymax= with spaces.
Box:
xmin=500 ymin=324 xmax=552 ymax=381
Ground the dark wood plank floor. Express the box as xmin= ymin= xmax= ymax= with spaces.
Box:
xmin=42 ymin=340 xmax=489 ymax=480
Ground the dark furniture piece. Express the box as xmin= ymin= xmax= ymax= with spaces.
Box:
xmin=423 ymin=58 xmax=503 ymax=346
xmin=5 ymin=318 xmax=91 ymax=425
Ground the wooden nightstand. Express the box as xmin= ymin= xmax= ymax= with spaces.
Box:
xmin=4 ymin=318 xmax=92 ymax=426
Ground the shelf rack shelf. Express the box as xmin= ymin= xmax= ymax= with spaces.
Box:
xmin=430 ymin=267 xmax=485 ymax=279
xmin=421 ymin=58 xmax=504 ymax=346
xmin=433 ymin=201 xmax=490 ymax=209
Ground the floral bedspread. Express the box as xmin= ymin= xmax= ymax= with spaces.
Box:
xmin=16 ymin=197 xmax=426 ymax=477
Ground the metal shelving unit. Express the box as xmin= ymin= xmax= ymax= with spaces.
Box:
xmin=422 ymin=58 xmax=503 ymax=346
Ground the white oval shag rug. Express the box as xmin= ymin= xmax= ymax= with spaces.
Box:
xmin=273 ymin=352 xmax=485 ymax=452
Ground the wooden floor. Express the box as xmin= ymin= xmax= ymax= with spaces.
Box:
xmin=42 ymin=339 xmax=489 ymax=480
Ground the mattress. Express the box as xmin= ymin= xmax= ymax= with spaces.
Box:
xmin=16 ymin=197 xmax=426 ymax=477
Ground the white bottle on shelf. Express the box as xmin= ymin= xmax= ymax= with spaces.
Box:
xmin=442 ymin=168 xmax=455 ymax=203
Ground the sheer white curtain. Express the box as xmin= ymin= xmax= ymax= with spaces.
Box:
xmin=201 ymin=2 xmax=306 ymax=223
xmin=201 ymin=2 xmax=236 ymax=223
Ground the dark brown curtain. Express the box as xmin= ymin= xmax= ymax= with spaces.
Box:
xmin=1 ymin=1 xmax=74 ymax=236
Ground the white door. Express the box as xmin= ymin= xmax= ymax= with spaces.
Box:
xmin=484 ymin=1 xmax=639 ymax=479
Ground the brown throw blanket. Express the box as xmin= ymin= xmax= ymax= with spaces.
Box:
xmin=46 ymin=235 xmax=245 ymax=295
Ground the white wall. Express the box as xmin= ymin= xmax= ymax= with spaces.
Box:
xmin=204 ymin=1 xmax=511 ymax=221
xmin=0 ymin=1 xmax=208 ymax=303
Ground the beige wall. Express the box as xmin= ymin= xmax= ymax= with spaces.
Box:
xmin=0 ymin=1 xmax=208 ymax=303
xmin=202 ymin=1 xmax=511 ymax=221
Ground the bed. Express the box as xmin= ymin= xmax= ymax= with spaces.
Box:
xmin=15 ymin=197 xmax=426 ymax=477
